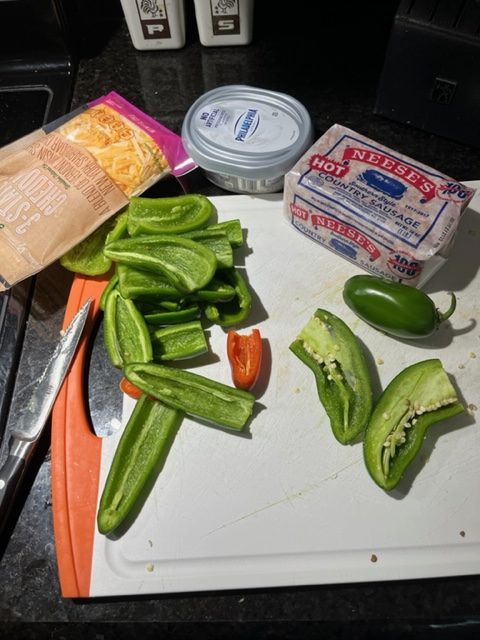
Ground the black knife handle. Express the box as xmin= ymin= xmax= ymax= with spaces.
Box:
xmin=0 ymin=453 xmax=26 ymax=537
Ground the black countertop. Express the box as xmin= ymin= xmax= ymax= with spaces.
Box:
xmin=1 ymin=2 xmax=480 ymax=638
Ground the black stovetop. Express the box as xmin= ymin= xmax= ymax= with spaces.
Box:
xmin=0 ymin=43 xmax=75 ymax=445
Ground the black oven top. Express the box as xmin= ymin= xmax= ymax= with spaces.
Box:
xmin=0 ymin=0 xmax=76 ymax=442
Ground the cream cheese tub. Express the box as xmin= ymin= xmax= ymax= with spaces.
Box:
xmin=181 ymin=85 xmax=314 ymax=194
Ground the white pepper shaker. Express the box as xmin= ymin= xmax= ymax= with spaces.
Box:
xmin=120 ymin=0 xmax=186 ymax=50
xmin=193 ymin=0 xmax=254 ymax=46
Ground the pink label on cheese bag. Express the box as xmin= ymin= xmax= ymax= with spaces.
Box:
xmin=90 ymin=91 xmax=196 ymax=177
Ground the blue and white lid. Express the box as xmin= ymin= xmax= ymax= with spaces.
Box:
xmin=181 ymin=85 xmax=314 ymax=181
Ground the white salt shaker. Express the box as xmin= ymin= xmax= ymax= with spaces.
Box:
xmin=193 ymin=0 xmax=254 ymax=46
xmin=120 ymin=0 xmax=186 ymax=50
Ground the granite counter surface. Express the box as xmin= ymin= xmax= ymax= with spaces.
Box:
xmin=1 ymin=2 xmax=480 ymax=638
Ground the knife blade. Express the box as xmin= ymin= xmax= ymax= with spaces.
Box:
xmin=0 ymin=297 xmax=92 ymax=536
xmin=87 ymin=316 xmax=124 ymax=438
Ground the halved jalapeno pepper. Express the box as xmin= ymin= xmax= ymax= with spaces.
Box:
xmin=127 ymin=194 xmax=215 ymax=236
xmin=290 ymin=309 xmax=373 ymax=444
xmin=363 ymin=358 xmax=464 ymax=491
xmin=124 ymin=361 xmax=256 ymax=431
xmin=97 ymin=395 xmax=184 ymax=535
xmin=103 ymin=287 xmax=153 ymax=368
xmin=104 ymin=234 xmax=217 ymax=294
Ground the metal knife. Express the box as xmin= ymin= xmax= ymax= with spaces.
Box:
xmin=0 ymin=297 xmax=92 ymax=536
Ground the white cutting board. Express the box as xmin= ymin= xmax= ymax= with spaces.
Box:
xmin=90 ymin=187 xmax=480 ymax=597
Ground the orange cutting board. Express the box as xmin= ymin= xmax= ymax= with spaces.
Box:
xmin=51 ymin=273 xmax=109 ymax=597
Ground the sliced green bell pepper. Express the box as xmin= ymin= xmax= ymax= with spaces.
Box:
xmin=363 ymin=358 xmax=464 ymax=491
xmin=97 ymin=394 xmax=184 ymax=535
xmin=105 ymin=209 xmax=130 ymax=244
xmin=60 ymin=210 xmax=129 ymax=276
xmin=182 ymin=228 xmax=233 ymax=269
xmin=290 ymin=309 xmax=373 ymax=444
xmin=189 ymin=277 xmax=236 ymax=303
xmin=99 ymin=272 xmax=119 ymax=311
xmin=144 ymin=304 xmax=200 ymax=326
xmin=124 ymin=361 xmax=255 ymax=431
xmin=117 ymin=263 xmax=183 ymax=301
xmin=206 ymin=219 xmax=244 ymax=247
xmin=152 ymin=320 xmax=208 ymax=361
xmin=127 ymin=194 xmax=215 ymax=236
xmin=104 ymin=234 xmax=217 ymax=294
xmin=60 ymin=216 xmax=116 ymax=276
xmin=204 ymin=268 xmax=252 ymax=327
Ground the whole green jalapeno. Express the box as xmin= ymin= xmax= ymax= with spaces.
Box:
xmin=364 ymin=358 xmax=464 ymax=491
xmin=342 ymin=275 xmax=457 ymax=339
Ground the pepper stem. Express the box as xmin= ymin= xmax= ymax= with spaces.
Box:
xmin=437 ymin=292 xmax=457 ymax=324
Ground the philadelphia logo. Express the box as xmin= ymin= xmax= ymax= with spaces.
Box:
xmin=234 ymin=109 xmax=259 ymax=142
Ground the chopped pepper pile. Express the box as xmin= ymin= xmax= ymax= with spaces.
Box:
xmin=70 ymin=193 xmax=262 ymax=535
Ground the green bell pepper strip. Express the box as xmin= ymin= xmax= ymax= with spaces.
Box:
xmin=343 ymin=275 xmax=457 ymax=339
xmin=104 ymin=234 xmax=217 ymax=294
xmin=151 ymin=320 xmax=208 ymax=361
xmin=117 ymin=263 xmax=183 ymax=301
xmin=189 ymin=277 xmax=236 ymax=303
xmin=105 ymin=209 xmax=130 ymax=244
xmin=99 ymin=272 xmax=119 ymax=311
xmin=206 ymin=219 xmax=244 ymax=247
xmin=182 ymin=228 xmax=233 ymax=269
xmin=60 ymin=216 xmax=117 ymax=276
xmin=144 ymin=304 xmax=200 ymax=326
xmin=124 ymin=361 xmax=256 ymax=431
xmin=60 ymin=210 xmax=129 ymax=276
xmin=156 ymin=300 xmax=183 ymax=311
xmin=363 ymin=358 xmax=464 ymax=491
xmin=289 ymin=309 xmax=373 ymax=444
xmin=97 ymin=395 xmax=184 ymax=535
xmin=127 ymin=194 xmax=215 ymax=236
xmin=204 ymin=268 xmax=252 ymax=327
xmin=103 ymin=288 xmax=153 ymax=368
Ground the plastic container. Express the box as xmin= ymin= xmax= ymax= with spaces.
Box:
xmin=181 ymin=85 xmax=314 ymax=194
xmin=193 ymin=0 xmax=254 ymax=47
xmin=120 ymin=0 xmax=186 ymax=50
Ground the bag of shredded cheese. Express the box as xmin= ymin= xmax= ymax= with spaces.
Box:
xmin=0 ymin=91 xmax=196 ymax=292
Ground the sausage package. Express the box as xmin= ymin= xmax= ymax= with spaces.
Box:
xmin=0 ymin=92 xmax=196 ymax=292
xmin=283 ymin=124 xmax=475 ymax=287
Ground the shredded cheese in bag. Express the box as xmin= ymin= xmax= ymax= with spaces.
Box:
xmin=0 ymin=91 xmax=195 ymax=291
xmin=57 ymin=102 xmax=169 ymax=197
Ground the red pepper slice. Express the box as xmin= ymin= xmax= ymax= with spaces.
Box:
xmin=227 ymin=328 xmax=262 ymax=390
xmin=119 ymin=377 xmax=143 ymax=400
